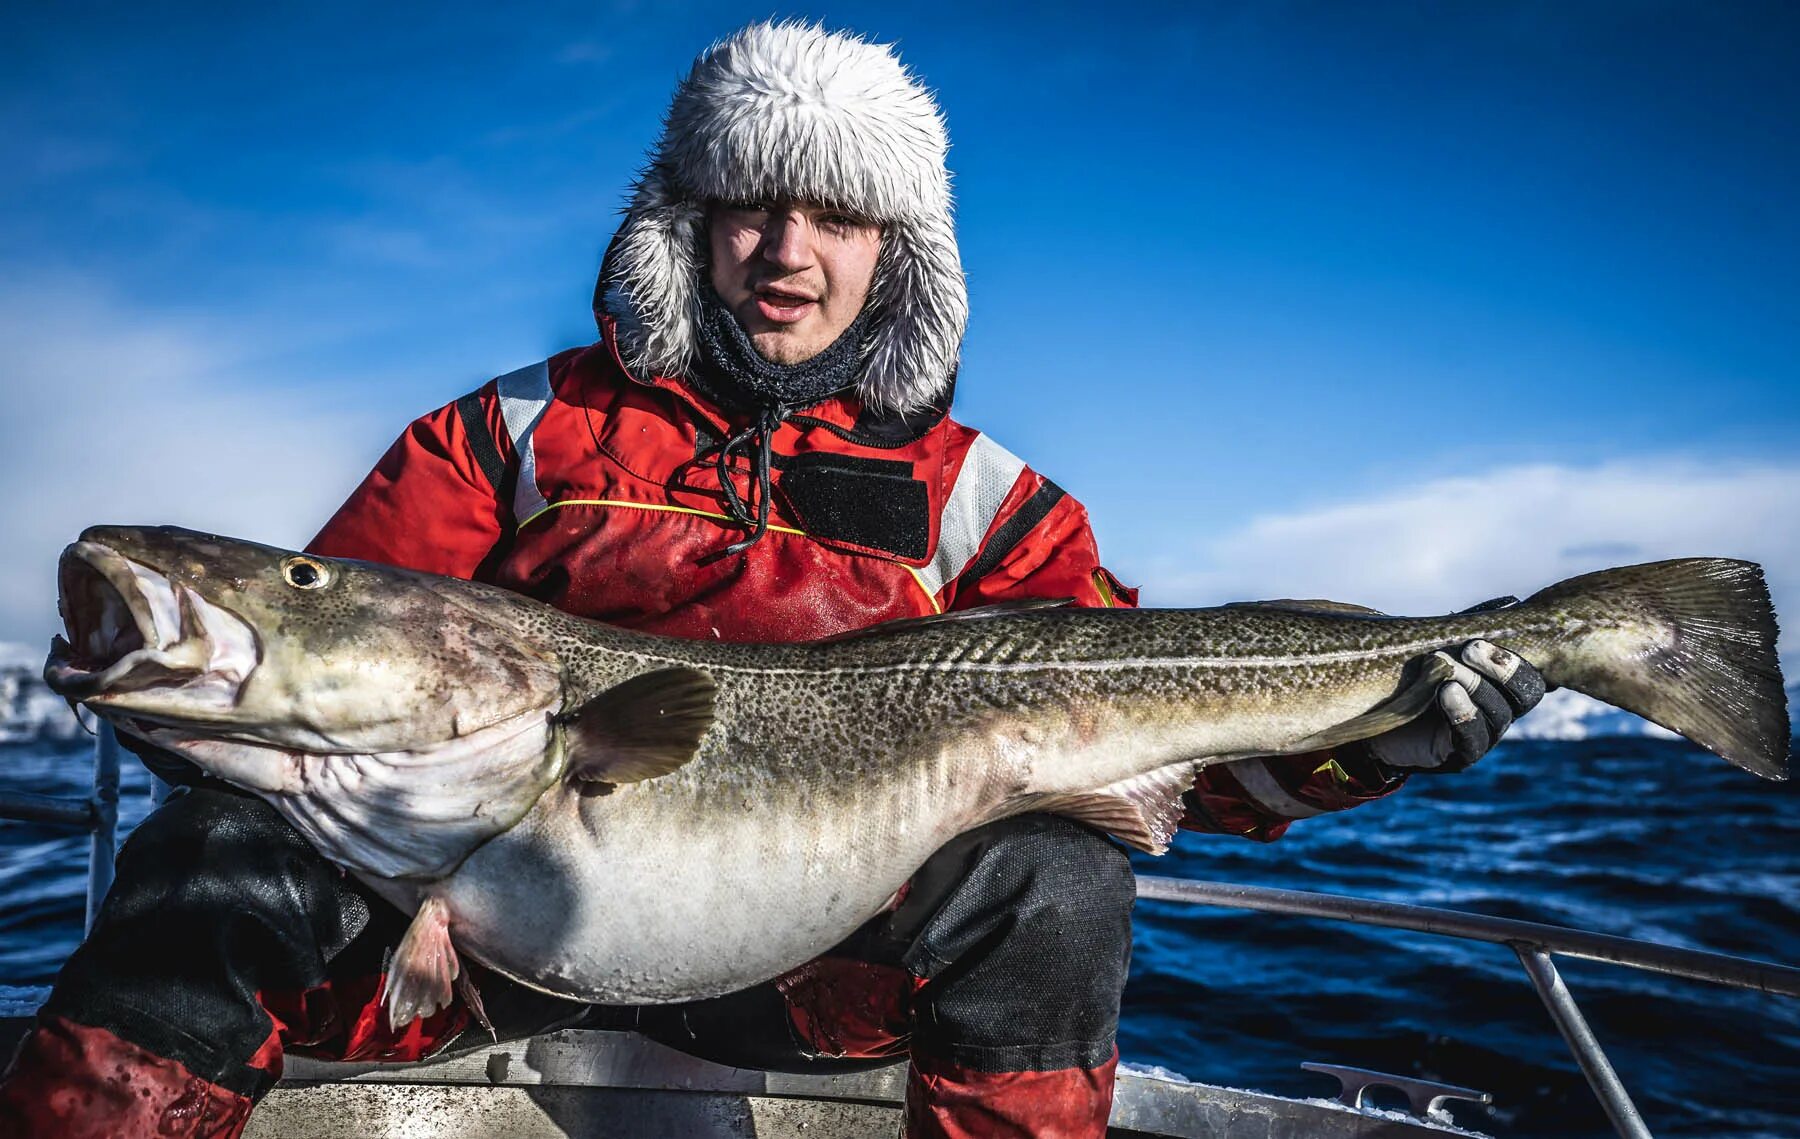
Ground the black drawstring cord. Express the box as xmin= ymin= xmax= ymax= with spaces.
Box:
xmin=709 ymin=402 xmax=789 ymax=560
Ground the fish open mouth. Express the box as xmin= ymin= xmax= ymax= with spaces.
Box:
xmin=45 ymin=540 xmax=259 ymax=711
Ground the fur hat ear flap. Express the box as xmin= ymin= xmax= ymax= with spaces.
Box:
xmin=601 ymin=176 xmax=707 ymax=383
xmin=861 ymin=210 xmax=968 ymax=415
xmin=597 ymin=21 xmax=967 ymax=416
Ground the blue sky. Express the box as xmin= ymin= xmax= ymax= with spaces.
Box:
xmin=3 ymin=2 xmax=1798 ymax=657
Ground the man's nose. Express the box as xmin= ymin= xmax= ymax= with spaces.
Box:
xmin=759 ymin=210 xmax=815 ymax=271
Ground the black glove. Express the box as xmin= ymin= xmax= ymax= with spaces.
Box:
xmin=116 ymin=731 xmax=210 ymax=790
xmin=1345 ymin=639 xmax=1546 ymax=778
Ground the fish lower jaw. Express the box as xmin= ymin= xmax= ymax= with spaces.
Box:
xmin=48 ymin=637 xmax=240 ymax=702
xmin=49 ymin=543 xmax=259 ymax=711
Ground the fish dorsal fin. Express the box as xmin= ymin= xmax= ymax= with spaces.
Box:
xmin=1226 ymin=599 xmax=1389 ymax=617
xmin=812 ymin=597 xmax=1073 ymax=645
xmin=1287 ymin=652 xmax=1457 ymax=752
xmin=559 ymin=667 xmax=717 ymax=785
xmin=1021 ymin=762 xmax=1197 ymax=855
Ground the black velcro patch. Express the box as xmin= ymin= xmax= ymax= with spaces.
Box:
xmin=776 ymin=455 xmax=930 ymax=559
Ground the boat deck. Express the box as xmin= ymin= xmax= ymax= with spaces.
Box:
xmin=252 ymin=1028 xmax=1480 ymax=1138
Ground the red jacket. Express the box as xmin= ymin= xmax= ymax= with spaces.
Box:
xmin=309 ymin=322 xmax=1399 ymax=840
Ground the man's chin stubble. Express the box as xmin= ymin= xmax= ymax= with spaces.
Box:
xmin=750 ymin=332 xmax=826 ymax=366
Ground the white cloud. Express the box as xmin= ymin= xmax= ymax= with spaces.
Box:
xmin=1148 ymin=460 xmax=1800 ymax=651
xmin=0 ymin=276 xmax=382 ymax=646
xmin=1144 ymin=459 xmax=1800 ymax=736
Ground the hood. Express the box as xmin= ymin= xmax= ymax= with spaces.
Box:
xmin=594 ymin=21 xmax=967 ymax=417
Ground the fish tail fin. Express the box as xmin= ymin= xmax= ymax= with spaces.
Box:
xmin=1526 ymin=558 xmax=1788 ymax=779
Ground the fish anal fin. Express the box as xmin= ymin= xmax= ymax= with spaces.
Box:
xmin=1024 ymin=762 xmax=1197 ymax=855
xmin=813 ymin=598 xmax=1072 ymax=645
xmin=561 ymin=667 xmax=717 ymax=785
xmin=1289 ymin=653 xmax=1457 ymax=753
xmin=383 ymin=896 xmax=459 ymax=1031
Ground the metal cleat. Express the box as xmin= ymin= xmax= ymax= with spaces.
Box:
xmin=1302 ymin=1061 xmax=1492 ymax=1119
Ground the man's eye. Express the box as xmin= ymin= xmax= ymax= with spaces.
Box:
xmin=818 ymin=213 xmax=867 ymax=232
xmin=726 ymin=200 xmax=772 ymax=215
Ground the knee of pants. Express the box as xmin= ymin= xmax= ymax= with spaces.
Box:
xmin=908 ymin=814 xmax=1135 ymax=985
xmin=89 ymin=785 xmax=369 ymax=968
xmin=904 ymin=816 xmax=1134 ymax=1067
xmin=41 ymin=786 xmax=376 ymax=1085
xmin=1004 ymin=815 xmax=1137 ymax=930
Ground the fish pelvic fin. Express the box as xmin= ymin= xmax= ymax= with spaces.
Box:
xmin=1287 ymin=652 xmax=1458 ymax=753
xmin=1526 ymin=558 xmax=1789 ymax=780
xmin=560 ymin=666 xmax=717 ymax=786
xmin=382 ymin=896 xmax=459 ymax=1032
xmin=1020 ymin=762 xmax=1197 ymax=854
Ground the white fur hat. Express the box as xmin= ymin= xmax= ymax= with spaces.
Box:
xmin=596 ymin=22 xmax=968 ymax=415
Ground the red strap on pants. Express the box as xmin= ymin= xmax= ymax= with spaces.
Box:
xmin=776 ymin=955 xmax=923 ymax=1060
xmin=906 ymin=1047 xmax=1119 ymax=1139
xmin=774 ymin=956 xmax=1119 ymax=1138
xmin=257 ymin=970 xmax=470 ymax=1068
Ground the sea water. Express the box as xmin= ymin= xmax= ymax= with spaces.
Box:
xmin=1 ymin=737 xmax=1795 ymax=1137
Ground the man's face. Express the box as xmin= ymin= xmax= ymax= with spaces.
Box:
xmin=708 ymin=201 xmax=882 ymax=365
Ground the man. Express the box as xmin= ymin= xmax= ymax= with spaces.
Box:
xmin=0 ymin=22 xmax=1541 ymax=1139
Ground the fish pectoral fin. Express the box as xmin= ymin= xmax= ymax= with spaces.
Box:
xmin=1021 ymin=762 xmax=1196 ymax=855
xmin=1288 ymin=652 xmax=1458 ymax=752
xmin=382 ymin=896 xmax=460 ymax=1031
xmin=561 ymin=666 xmax=717 ymax=785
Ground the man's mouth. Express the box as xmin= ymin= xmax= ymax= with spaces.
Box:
xmin=45 ymin=541 xmax=258 ymax=708
xmin=752 ymin=286 xmax=818 ymax=325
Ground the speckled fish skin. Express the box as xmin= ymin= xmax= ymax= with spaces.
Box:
xmin=47 ymin=527 xmax=1788 ymax=1006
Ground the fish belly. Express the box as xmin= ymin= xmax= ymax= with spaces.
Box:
xmin=432 ymin=772 xmax=989 ymax=1004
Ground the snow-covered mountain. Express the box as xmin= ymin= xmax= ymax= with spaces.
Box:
xmin=0 ymin=641 xmax=83 ymax=743
xmin=0 ymin=642 xmax=41 ymax=672
xmin=1510 ymin=675 xmax=1800 ymax=742
xmin=1509 ymin=687 xmax=1675 ymax=741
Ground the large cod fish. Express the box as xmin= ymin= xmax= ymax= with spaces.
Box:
xmin=45 ymin=527 xmax=1789 ymax=1030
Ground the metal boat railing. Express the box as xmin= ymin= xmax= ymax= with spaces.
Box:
xmin=5 ymin=729 xmax=1798 ymax=1137
xmin=0 ymin=722 xmax=120 ymax=931
xmin=1135 ymin=876 xmax=1800 ymax=1139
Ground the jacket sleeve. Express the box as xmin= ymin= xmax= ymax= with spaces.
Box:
xmin=945 ymin=473 xmax=1138 ymax=611
xmin=951 ymin=469 xmax=1405 ymax=842
xmin=1177 ymin=750 xmax=1405 ymax=842
xmin=305 ymin=391 xmax=507 ymax=577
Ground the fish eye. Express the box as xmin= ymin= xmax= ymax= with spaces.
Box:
xmin=281 ymin=556 xmax=332 ymax=590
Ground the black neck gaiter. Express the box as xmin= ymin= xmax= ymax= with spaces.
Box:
xmin=690 ymin=286 xmax=867 ymax=413
xmin=687 ymin=288 xmax=869 ymax=558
